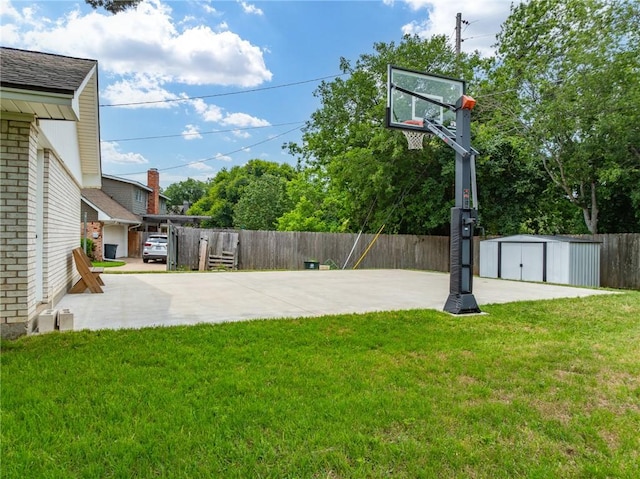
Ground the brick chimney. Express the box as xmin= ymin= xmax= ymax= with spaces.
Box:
xmin=147 ymin=168 xmax=160 ymax=214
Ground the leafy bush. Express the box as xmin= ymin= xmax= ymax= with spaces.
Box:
xmin=80 ymin=238 xmax=96 ymax=261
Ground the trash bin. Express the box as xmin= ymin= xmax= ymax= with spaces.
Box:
xmin=304 ymin=260 xmax=319 ymax=270
xmin=104 ymin=244 xmax=118 ymax=260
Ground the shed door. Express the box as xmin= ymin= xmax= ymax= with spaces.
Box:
xmin=500 ymin=243 xmax=545 ymax=282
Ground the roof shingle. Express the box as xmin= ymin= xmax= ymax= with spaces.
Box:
xmin=82 ymin=189 xmax=142 ymax=224
xmin=0 ymin=47 xmax=97 ymax=94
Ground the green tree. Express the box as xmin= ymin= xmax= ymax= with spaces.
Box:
xmin=288 ymin=35 xmax=487 ymax=235
xmin=233 ymin=174 xmax=291 ymax=230
xmin=85 ymin=0 xmax=142 ymax=13
xmin=190 ymin=160 xmax=296 ymax=228
xmin=276 ymin=172 xmax=348 ymax=232
xmin=487 ymin=0 xmax=640 ymax=233
xmin=163 ymin=178 xmax=208 ymax=213
xmin=472 ymin=122 xmax=581 ymax=235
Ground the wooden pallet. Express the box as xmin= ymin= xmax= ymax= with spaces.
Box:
xmin=208 ymin=251 xmax=236 ymax=270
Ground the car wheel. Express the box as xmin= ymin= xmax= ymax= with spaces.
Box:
xmin=143 ymin=259 xmax=149 ymax=263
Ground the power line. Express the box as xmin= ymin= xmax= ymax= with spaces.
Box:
xmin=463 ymin=33 xmax=496 ymax=41
xmin=99 ymin=73 xmax=346 ymax=108
xmin=114 ymin=124 xmax=303 ymax=176
xmin=102 ymin=121 xmax=305 ymax=143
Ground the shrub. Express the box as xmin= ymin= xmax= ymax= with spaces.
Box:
xmin=80 ymin=237 xmax=96 ymax=261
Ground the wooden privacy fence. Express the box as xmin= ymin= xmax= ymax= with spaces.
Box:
xmin=170 ymin=227 xmax=639 ymax=290
xmin=172 ymin=227 xmax=451 ymax=273
xmin=238 ymin=230 xmax=451 ymax=272
xmin=575 ymin=233 xmax=640 ymax=290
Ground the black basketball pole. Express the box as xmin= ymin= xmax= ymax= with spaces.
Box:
xmin=442 ymin=97 xmax=480 ymax=314
xmin=389 ymin=84 xmax=481 ymax=314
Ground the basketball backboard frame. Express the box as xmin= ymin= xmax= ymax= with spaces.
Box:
xmin=386 ymin=65 xmax=465 ymax=132
xmin=385 ymin=64 xmax=481 ymax=315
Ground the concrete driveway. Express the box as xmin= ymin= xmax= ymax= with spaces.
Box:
xmin=54 ymin=269 xmax=613 ymax=332
xmin=109 ymin=257 xmax=166 ymax=272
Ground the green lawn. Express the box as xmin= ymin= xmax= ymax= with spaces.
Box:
xmin=2 ymin=293 xmax=639 ymax=478
xmin=91 ymin=261 xmax=126 ymax=268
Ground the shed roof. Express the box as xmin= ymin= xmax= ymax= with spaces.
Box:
xmin=482 ymin=234 xmax=599 ymax=243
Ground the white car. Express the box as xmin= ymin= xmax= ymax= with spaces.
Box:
xmin=142 ymin=234 xmax=168 ymax=263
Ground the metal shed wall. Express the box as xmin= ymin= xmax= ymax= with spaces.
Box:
xmin=569 ymin=242 xmax=600 ymax=287
xmin=479 ymin=235 xmax=600 ymax=287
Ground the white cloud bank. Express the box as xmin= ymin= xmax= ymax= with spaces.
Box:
xmin=101 ymin=141 xmax=149 ymax=165
xmin=1 ymin=0 xmax=272 ymax=103
xmin=395 ymin=0 xmax=515 ymax=57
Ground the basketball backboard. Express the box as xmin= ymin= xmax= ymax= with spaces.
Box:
xmin=386 ymin=65 xmax=465 ymax=132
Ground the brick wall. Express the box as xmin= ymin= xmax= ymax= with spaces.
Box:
xmin=80 ymin=221 xmax=104 ymax=261
xmin=0 ymin=116 xmax=38 ymax=338
xmin=147 ymin=168 xmax=160 ymax=214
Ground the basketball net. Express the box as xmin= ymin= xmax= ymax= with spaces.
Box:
xmin=402 ymin=120 xmax=426 ymax=150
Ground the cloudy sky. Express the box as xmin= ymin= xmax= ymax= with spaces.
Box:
xmin=1 ymin=0 xmax=514 ymax=188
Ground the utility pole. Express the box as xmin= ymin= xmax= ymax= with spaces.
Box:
xmin=455 ymin=12 xmax=462 ymax=55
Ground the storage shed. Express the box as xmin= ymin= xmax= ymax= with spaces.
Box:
xmin=479 ymin=235 xmax=600 ymax=287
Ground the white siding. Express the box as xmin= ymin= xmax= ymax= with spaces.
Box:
xmin=103 ymin=225 xmax=128 ymax=258
xmin=39 ymin=120 xmax=83 ymax=184
xmin=42 ymin=150 xmax=81 ymax=305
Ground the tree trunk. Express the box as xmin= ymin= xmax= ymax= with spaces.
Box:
xmin=582 ymin=181 xmax=598 ymax=234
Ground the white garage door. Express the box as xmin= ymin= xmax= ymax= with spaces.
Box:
xmin=500 ymin=242 xmax=544 ymax=282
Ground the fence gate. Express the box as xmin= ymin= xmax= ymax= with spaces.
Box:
xmin=167 ymin=223 xmax=178 ymax=271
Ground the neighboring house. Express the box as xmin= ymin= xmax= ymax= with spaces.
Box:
xmin=101 ymin=168 xmax=210 ymax=233
xmin=0 ymin=47 xmax=101 ymax=339
xmin=81 ymin=188 xmax=142 ymax=261
xmin=82 ymin=169 xmax=209 ymax=260
xmin=101 ymin=169 xmax=169 ymax=229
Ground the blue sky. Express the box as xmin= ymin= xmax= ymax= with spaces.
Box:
xmin=1 ymin=0 xmax=514 ymax=188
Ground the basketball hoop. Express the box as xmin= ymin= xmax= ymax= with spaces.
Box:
xmin=401 ymin=120 xmax=425 ymax=150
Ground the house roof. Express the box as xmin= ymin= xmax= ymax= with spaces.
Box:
xmin=102 ymin=174 xmax=170 ymax=200
xmin=0 ymin=47 xmax=98 ymax=120
xmin=0 ymin=47 xmax=97 ymax=96
xmin=1 ymin=47 xmax=101 ymax=186
xmin=82 ymin=188 xmax=141 ymax=224
xmin=143 ymin=214 xmax=211 ymax=225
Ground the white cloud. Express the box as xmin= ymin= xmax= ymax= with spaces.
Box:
xmin=182 ymin=124 xmax=203 ymax=140
xmin=220 ymin=112 xmax=270 ymax=128
xmin=187 ymin=161 xmax=214 ymax=171
xmin=201 ymin=1 xmax=219 ymax=15
xmin=232 ymin=130 xmax=251 ymax=139
xmin=102 ymin=74 xmax=180 ymax=108
xmin=213 ymin=153 xmax=233 ymax=162
xmin=158 ymin=171 xmax=214 ymax=188
xmin=393 ymin=0 xmax=514 ymax=57
xmin=101 ymin=142 xmax=149 ymax=165
xmin=2 ymin=0 xmax=272 ymax=87
xmin=239 ymin=1 xmax=264 ymax=16
xmin=191 ymin=99 xmax=224 ymax=122
xmin=189 ymin=99 xmax=269 ymax=131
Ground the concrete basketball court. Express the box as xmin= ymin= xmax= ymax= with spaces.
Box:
xmin=55 ymin=269 xmax=613 ymax=332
